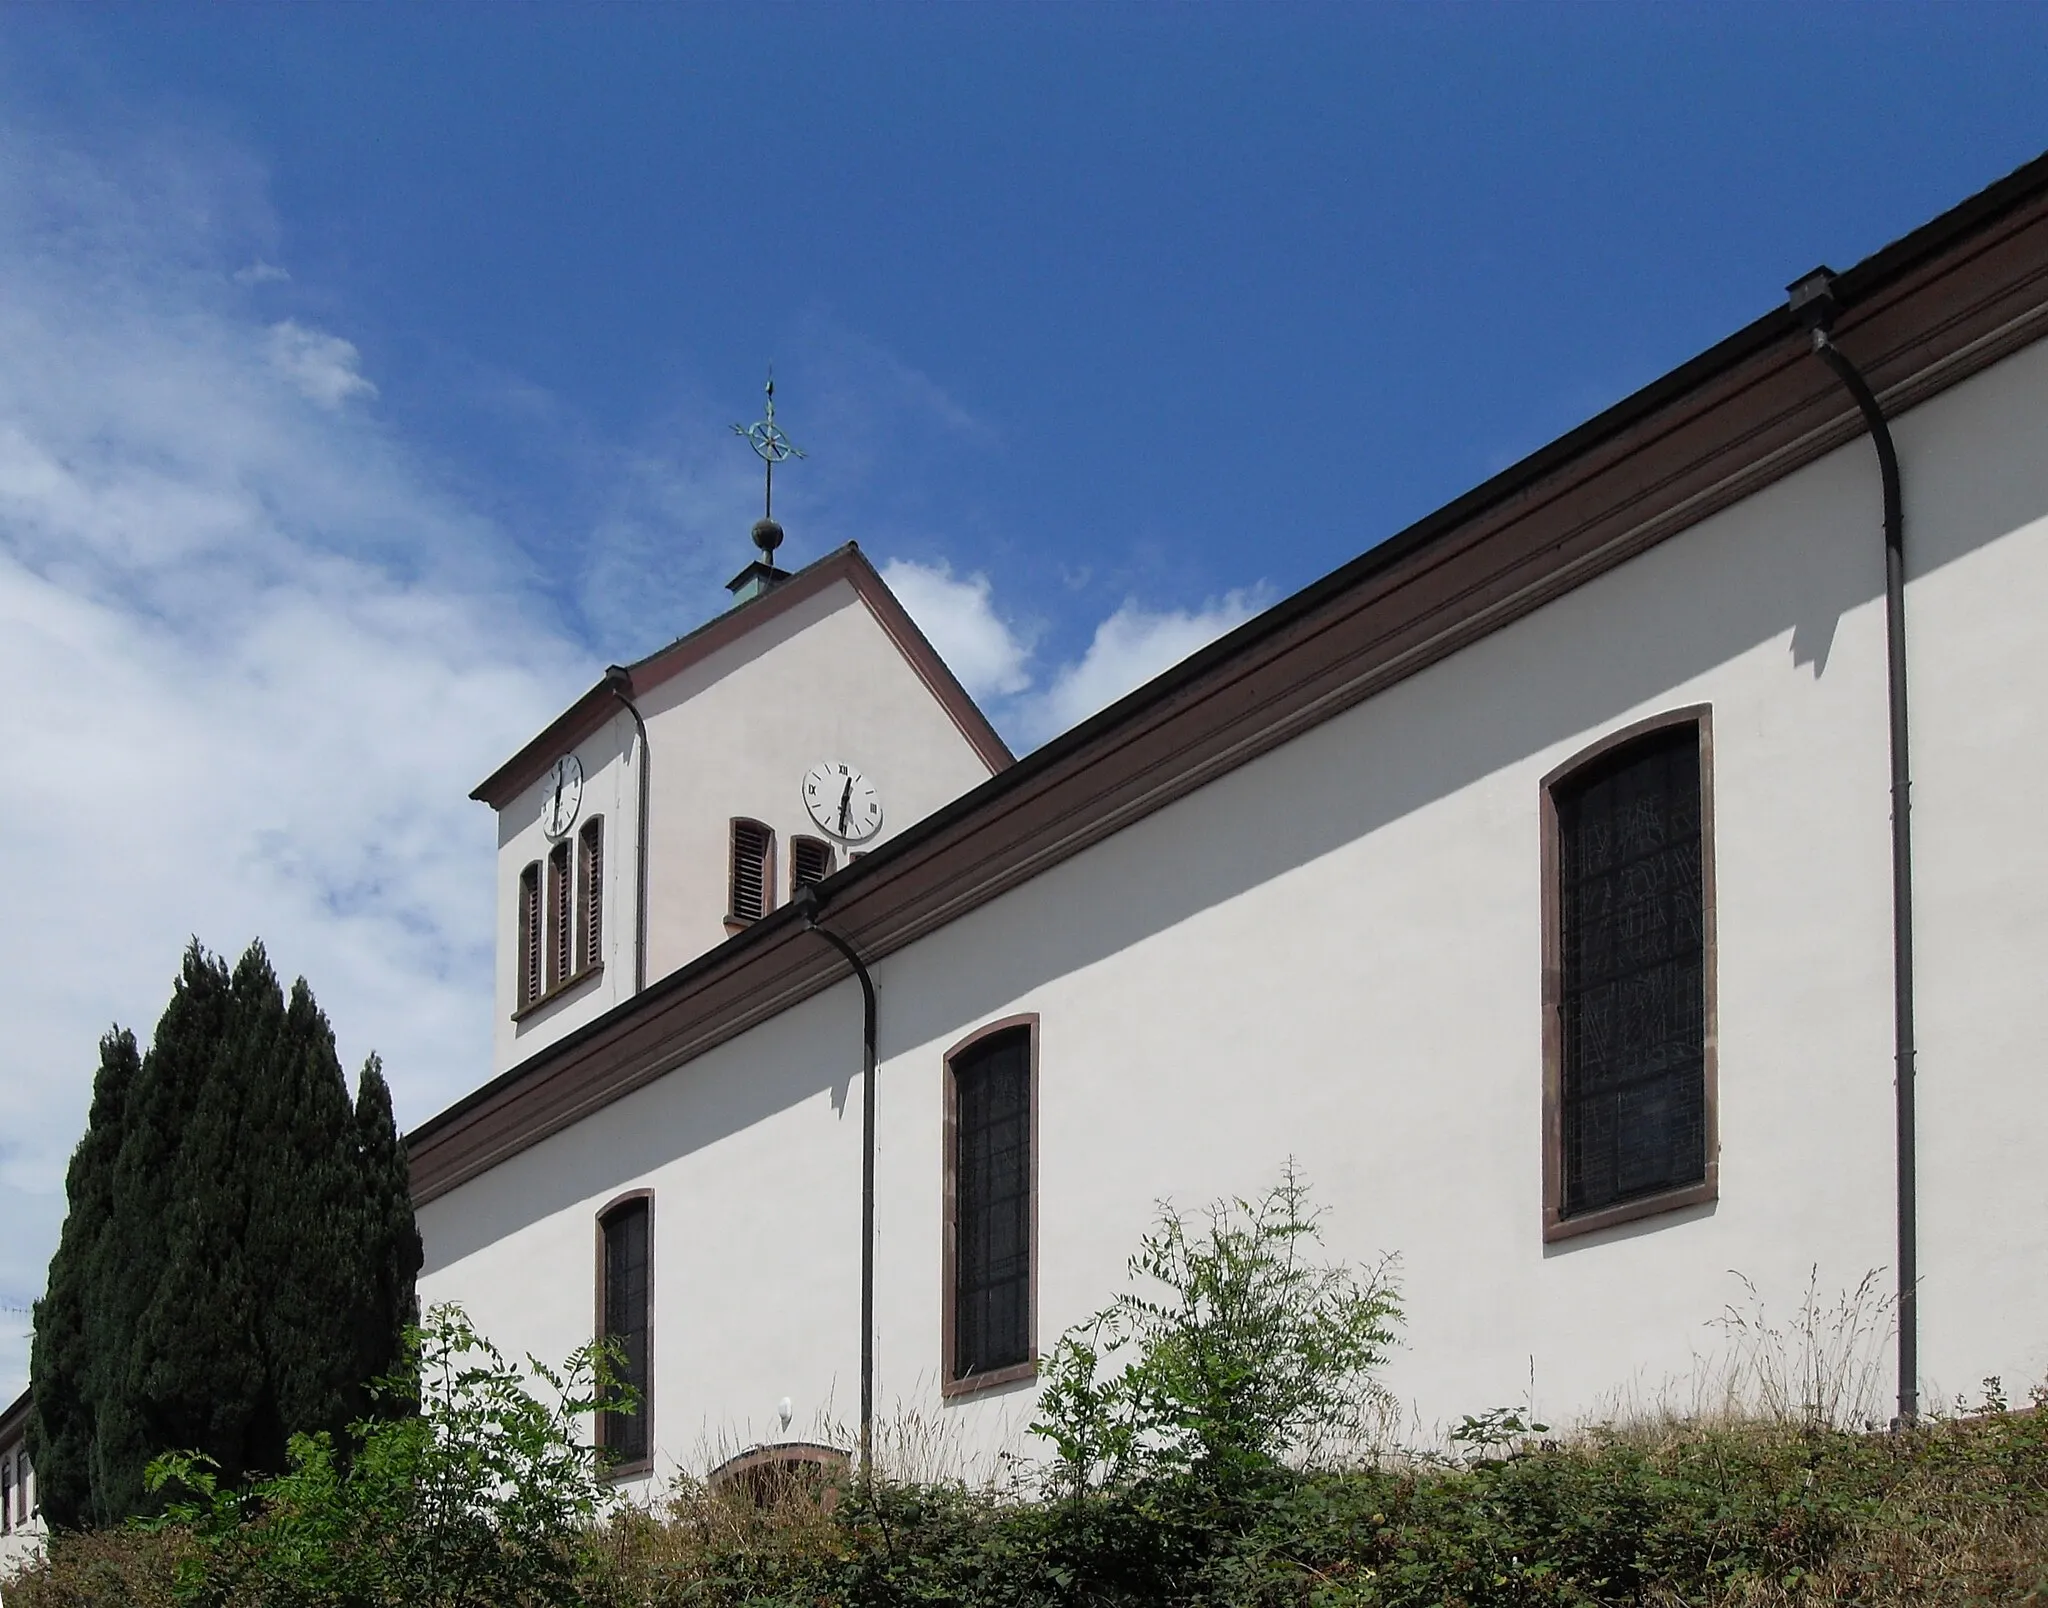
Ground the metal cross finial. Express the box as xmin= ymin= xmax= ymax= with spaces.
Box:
xmin=731 ymin=367 xmax=806 ymax=521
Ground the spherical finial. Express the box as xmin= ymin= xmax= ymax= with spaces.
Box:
xmin=751 ymin=517 xmax=785 ymax=560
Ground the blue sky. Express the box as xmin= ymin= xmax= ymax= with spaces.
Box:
xmin=0 ymin=5 xmax=2042 ymax=1394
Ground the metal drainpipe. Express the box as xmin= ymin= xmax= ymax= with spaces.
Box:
xmin=1789 ymin=269 xmax=1919 ymax=1425
xmin=793 ymin=884 xmax=877 ymax=1474
xmin=603 ymin=666 xmax=650 ymax=995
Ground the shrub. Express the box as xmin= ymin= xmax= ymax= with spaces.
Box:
xmin=136 ymin=1304 xmax=626 ymax=1608
xmin=1031 ymin=1163 xmax=1402 ymax=1498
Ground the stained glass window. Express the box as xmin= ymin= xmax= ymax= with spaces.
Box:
xmin=600 ymin=1198 xmax=651 ymax=1463
xmin=953 ymin=1028 xmax=1031 ymax=1379
xmin=1557 ymin=725 xmax=1706 ymax=1217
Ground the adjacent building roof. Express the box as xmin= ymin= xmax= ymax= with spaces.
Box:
xmin=470 ymin=542 xmax=1015 ymax=809
xmin=0 ymin=1388 xmax=29 ymax=1449
xmin=411 ymin=148 xmax=2048 ymax=1204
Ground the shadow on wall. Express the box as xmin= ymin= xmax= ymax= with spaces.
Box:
xmin=425 ymin=344 xmax=2048 ymax=1271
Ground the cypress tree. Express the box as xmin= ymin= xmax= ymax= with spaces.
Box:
xmin=352 ymin=1054 xmax=424 ymax=1408
xmin=28 ymin=939 xmax=425 ymax=1524
xmin=27 ymin=1027 xmax=139 ymax=1530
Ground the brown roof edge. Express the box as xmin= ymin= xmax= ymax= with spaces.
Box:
xmin=471 ymin=545 xmax=1012 ymax=808
xmin=838 ymin=551 xmax=1015 ymax=774
xmin=412 ymin=146 xmax=2048 ymax=1198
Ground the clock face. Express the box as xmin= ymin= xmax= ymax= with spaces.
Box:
xmin=541 ymin=754 xmax=583 ymax=838
xmin=803 ymin=761 xmax=882 ymax=842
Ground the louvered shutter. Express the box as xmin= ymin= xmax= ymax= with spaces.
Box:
xmin=518 ymin=863 xmax=542 ymax=1008
xmin=730 ymin=820 xmax=772 ymax=923
xmin=580 ymin=819 xmax=604 ymax=973
xmin=790 ymin=836 xmax=834 ymax=897
xmin=548 ymin=841 xmax=572 ymax=988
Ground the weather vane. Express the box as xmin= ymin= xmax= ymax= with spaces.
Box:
xmin=731 ymin=368 xmax=806 ymax=522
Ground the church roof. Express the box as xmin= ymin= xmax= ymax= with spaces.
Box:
xmin=411 ymin=146 xmax=2048 ymax=1202
xmin=469 ymin=542 xmax=1015 ymax=809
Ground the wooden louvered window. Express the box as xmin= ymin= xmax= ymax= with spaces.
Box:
xmin=1543 ymin=710 xmax=1717 ymax=1239
xmin=944 ymin=1019 xmax=1036 ymax=1392
xmin=518 ymin=862 xmax=543 ymax=1009
xmin=790 ymin=835 xmax=834 ymax=898
xmin=548 ymin=841 xmax=573 ymax=989
xmin=579 ymin=818 xmax=604 ymax=974
xmin=729 ymin=819 xmax=773 ymax=925
xmin=597 ymin=1194 xmax=652 ymax=1469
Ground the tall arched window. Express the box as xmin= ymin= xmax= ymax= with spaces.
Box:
xmin=943 ymin=1016 xmax=1038 ymax=1394
xmin=596 ymin=1192 xmax=653 ymax=1472
xmin=1542 ymin=708 xmax=1717 ymax=1240
xmin=729 ymin=819 xmax=774 ymax=926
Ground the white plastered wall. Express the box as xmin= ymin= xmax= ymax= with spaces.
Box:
xmin=426 ymin=332 xmax=2048 ymax=1482
xmin=491 ymin=577 xmax=999 ymax=1073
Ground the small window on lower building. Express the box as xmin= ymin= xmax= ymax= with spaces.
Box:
xmin=730 ymin=819 xmax=774 ymax=925
xmin=790 ymin=835 xmax=834 ymax=898
xmin=2 ymin=1455 xmax=11 ymax=1535
xmin=517 ymin=861 xmax=543 ymax=1009
xmin=1545 ymin=712 xmax=1714 ymax=1236
xmin=598 ymin=1194 xmax=652 ymax=1469
xmin=946 ymin=1019 xmax=1036 ymax=1391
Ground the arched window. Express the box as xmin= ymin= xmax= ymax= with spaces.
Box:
xmin=1542 ymin=708 xmax=1717 ymax=1240
xmin=517 ymin=862 xmax=543 ymax=1009
xmin=579 ymin=817 xmax=605 ymax=973
xmin=596 ymin=1192 xmax=653 ymax=1472
xmin=943 ymin=1016 xmax=1038 ymax=1394
xmin=729 ymin=819 xmax=774 ymax=926
xmin=789 ymin=835 xmax=834 ymax=898
xmin=708 ymin=1442 xmax=848 ymax=1510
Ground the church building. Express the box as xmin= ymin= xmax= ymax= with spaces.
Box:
xmin=411 ymin=153 xmax=2048 ymax=1484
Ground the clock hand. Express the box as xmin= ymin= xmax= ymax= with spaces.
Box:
xmin=837 ymin=777 xmax=853 ymax=833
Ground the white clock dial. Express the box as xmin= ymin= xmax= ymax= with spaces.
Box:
xmin=803 ymin=761 xmax=882 ymax=842
xmin=541 ymin=754 xmax=583 ymax=838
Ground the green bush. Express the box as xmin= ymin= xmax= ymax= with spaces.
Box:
xmin=1033 ymin=1164 xmax=1402 ymax=1499
xmin=134 ymin=1304 xmax=628 ymax=1608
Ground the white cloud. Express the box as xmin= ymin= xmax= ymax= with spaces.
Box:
xmin=880 ymin=558 xmax=1034 ymax=702
xmin=879 ymin=556 xmax=1268 ymax=753
xmin=267 ymin=318 xmax=378 ymax=406
xmin=0 ymin=119 xmax=585 ymax=1398
xmin=1023 ymin=591 xmax=1266 ymax=746
xmin=234 ymin=260 xmax=291 ymax=286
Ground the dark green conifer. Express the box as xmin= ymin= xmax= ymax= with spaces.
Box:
xmin=27 ymin=1027 xmax=139 ymax=1529
xmin=28 ymin=938 xmax=425 ymax=1525
xmin=352 ymin=1054 xmax=424 ymax=1408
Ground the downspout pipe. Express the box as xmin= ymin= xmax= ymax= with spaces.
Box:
xmin=603 ymin=666 xmax=650 ymax=996
xmin=1789 ymin=269 xmax=1919 ymax=1425
xmin=792 ymin=884 xmax=878 ymax=1475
